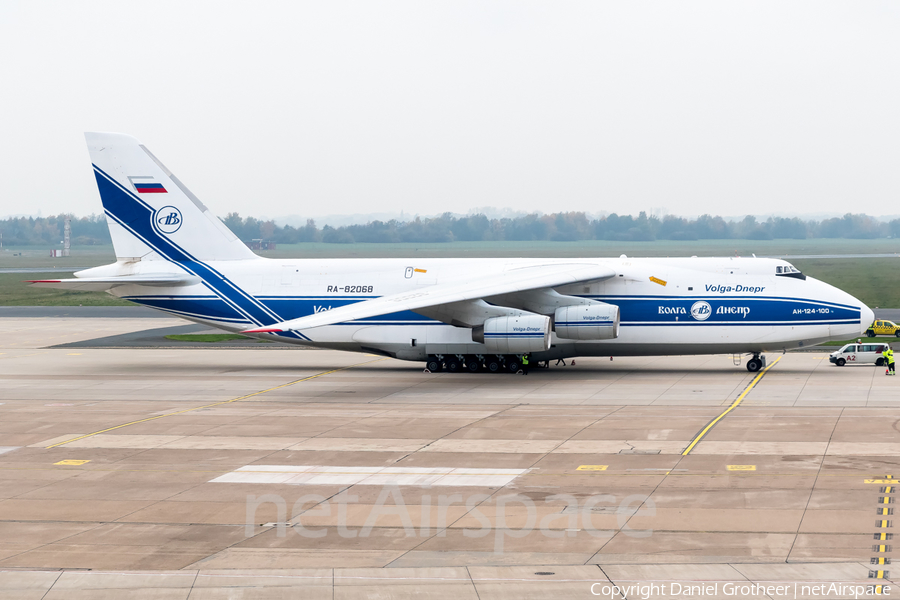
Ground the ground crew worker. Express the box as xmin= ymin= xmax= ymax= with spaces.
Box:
xmin=521 ymin=354 xmax=530 ymax=375
xmin=884 ymin=345 xmax=895 ymax=376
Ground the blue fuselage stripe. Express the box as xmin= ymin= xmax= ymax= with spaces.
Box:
xmin=119 ymin=293 xmax=860 ymax=330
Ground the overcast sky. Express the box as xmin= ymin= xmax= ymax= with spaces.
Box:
xmin=1 ymin=1 xmax=898 ymax=222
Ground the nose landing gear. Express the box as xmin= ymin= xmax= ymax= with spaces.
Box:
xmin=746 ymin=353 xmax=766 ymax=373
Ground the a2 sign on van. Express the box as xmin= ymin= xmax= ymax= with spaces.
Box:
xmin=830 ymin=343 xmax=888 ymax=367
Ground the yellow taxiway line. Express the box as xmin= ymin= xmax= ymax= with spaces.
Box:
xmin=681 ymin=356 xmax=781 ymax=456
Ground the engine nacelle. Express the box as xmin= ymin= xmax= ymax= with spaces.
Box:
xmin=555 ymin=303 xmax=619 ymax=340
xmin=472 ymin=315 xmax=551 ymax=354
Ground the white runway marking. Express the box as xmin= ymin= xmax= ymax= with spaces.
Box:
xmin=211 ymin=465 xmax=528 ymax=487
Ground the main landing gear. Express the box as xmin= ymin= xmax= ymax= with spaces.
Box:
xmin=425 ymin=354 xmax=523 ymax=374
xmin=746 ymin=353 xmax=767 ymax=373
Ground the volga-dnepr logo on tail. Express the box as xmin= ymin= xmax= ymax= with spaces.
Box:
xmin=154 ymin=206 xmax=183 ymax=234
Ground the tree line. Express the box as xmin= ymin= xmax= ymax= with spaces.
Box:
xmin=2 ymin=211 xmax=900 ymax=246
xmin=223 ymin=211 xmax=900 ymax=244
xmin=0 ymin=214 xmax=111 ymax=246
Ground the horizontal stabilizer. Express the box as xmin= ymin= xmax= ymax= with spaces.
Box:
xmin=244 ymin=262 xmax=615 ymax=333
xmin=28 ymin=274 xmax=199 ymax=292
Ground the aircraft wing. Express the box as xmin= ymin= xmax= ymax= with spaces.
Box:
xmin=244 ymin=262 xmax=616 ymax=333
xmin=28 ymin=274 xmax=199 ymax=292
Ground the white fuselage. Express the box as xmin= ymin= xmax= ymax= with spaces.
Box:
xmin=105 ymin=255 xmax=872 ymax=361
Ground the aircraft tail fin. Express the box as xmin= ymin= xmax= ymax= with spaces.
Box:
xmin=85 ymin=132 xmax=256 ymax=262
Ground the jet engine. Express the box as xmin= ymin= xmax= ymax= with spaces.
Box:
xmin=554 ymin=303 xmax=619 ymax=340
xmin=472 ymin=315 xmax=551 ymax=353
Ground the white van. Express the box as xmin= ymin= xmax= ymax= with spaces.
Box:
xmin=829 ymin=343 xmax=888 ymax=367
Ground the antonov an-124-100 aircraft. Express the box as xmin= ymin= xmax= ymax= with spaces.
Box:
xmin=32 ymin=133 xmax=874 ymax=373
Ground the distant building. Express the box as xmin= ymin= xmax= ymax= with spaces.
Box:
xmin=248 ymin=239 xmax=277 ymax=251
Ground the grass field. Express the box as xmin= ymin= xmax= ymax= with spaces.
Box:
xmin=0 ymin=246 xmax=115 ymax=268
xmin=790 ymin=258 xmax=899 ymax=309
xmin=0 ymin=273 xmax=132 ymax=306
xmin=820 ymin=336 xmax=900 ymax=346
xmin=1 ymin=240 xmax=898 ymax=308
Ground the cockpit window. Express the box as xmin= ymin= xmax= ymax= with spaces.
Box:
xmin=776 ymin=262 xmax=806 ymax=280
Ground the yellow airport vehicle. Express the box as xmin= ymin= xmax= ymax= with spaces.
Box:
xmin=865 ymin=320 xmax=900 ymax=338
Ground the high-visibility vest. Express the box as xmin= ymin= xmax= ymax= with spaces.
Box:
xmin=522 ymin=356 xmax=529 ymax=365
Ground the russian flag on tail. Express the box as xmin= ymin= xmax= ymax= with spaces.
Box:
xmin=129 ymin=176 xmax=167 ymax=194
xmin=135 ymin=182 xmax=166 ymax=193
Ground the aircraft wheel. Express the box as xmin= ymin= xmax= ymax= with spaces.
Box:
xmin=506 ymin=356 xmax=521 ymax=373
xmin=746 ymin=358 xmax=762 ymax=372
xmin=486 ymin=358 xmax=502 ymax=373
xmin=835 ymin=358 xmax=846 ymax=367
xmin=464 ymin=357 xmax=480 ymax=373
xmin=877 ymin=358 xmax=885 ymax=367
xmin=445 ymin=358 xmax=462 ymax=373
xmin=425 ymin=357 xmax=442 ymax=372
xmin=866 ymin=329 xmax=875 ymax=337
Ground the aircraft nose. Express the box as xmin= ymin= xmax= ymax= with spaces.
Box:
xmin=860 ymin=303 xmax=875 ymax=335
